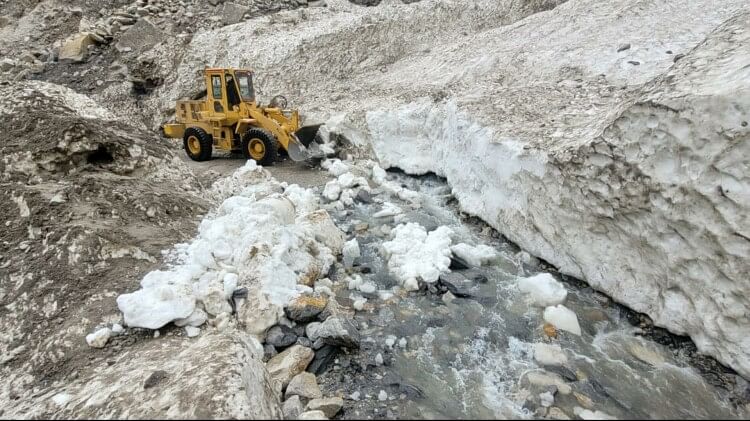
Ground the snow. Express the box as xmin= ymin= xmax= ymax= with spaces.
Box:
xmin=398 ymin=338 xmax=407 ymax=348
xmin=382 ymin=223 xmax=453 ymax=290
xmin=322 ymin=159 xmax=350 ymax=176
xmin=322 ymin=180 xmax=342 ymax=201
xmin=533 ymin=343 xmax=568 ymax=366
xmin=543 ymin=305 xmax=581 ymax=336
xmin=174 ymin=308 xmax=208 ymax=327
xmin=111 ymin=323 xmax=124 ymax=334
xmin=450 ymin=243 xmax=499 ymax=267
xmin=116 ymin=162 xmax=342 ymax=330
xmin=51 ymin=393 xmax=72 ymax=407
xmin=378 ymin=390 xmax=388 ymax=401
xmin=517 ymin=273 xmax=568 ymax=307
xmin=343 ymin=238 xmax=360 ymax=267
xmin=85 ymin=328 xmax=111 ymax=348
xmin=352 ymin=296 xmax=367 ymax=311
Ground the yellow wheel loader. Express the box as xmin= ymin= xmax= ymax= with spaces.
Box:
xmin=162 ymin=67 xmax=321 ymax=164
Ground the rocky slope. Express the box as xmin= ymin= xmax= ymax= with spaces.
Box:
xmin=0 ymin=81 xmax=281 ymax=418
xmin=154 ymin=0 xmax=750 ymax=377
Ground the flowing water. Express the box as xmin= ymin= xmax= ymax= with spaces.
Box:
xmin=317 ymin=171 xmax=746 ymax=420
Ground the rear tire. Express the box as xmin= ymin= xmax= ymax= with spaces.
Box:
xmin=183 ymin=127 xmax=213 ymax=161
xmin=242 ymin=128 xmax=278 ymax=166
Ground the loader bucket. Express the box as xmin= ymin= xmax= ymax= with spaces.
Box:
xmin=287 ymin=136 xmax=311 ymax=162
xmin=294 ymin=124 xmax=323 ymax=147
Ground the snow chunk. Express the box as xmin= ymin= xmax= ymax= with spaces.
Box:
xmin=543 ymin=305 xmax=581 ymax=336
xmin=533 ymin=343 xmax=568 ymax=366
xmin=111 ymin=323 xmax=124 ymax=335
xmin=117 ymin=283 xmax=196 ymax=330
xmin=322 ymin=159 xmax=350 ymax=176
xmin=174 ymin=308 xmax=208 ymax=327
xmin=185 ymin=326 xmax=201 ymax=337
xmin=518 ymin=273 xmax=568 ymax=307
xmin=382 ymin=223 xmax=453 ymax=290
xmin=450 ymin=243 xmax=499 ymax=267
xmin=343 ymin=238 xmax=360 ymax=268
xmin=85 ymin=327 xmax=111 ymax=348
xmin=323 ymin=180 xmax=342 ymax=201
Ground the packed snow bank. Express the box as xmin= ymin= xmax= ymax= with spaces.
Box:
xmin=382 ymin=222 xmax=453 ymax=291
xmin=364 ymin=6 xmax=750 ymax=377
xmin=118 ymin=162 xmax=343 ymax=329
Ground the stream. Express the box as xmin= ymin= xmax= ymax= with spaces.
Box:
xmin=315 ymin=169 xmax=745 ymax=420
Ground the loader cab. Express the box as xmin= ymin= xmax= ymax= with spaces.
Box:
xmin=205 ymin=68 xmax=255 ymax=115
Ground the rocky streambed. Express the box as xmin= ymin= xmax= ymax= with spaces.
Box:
xmin=250 ymin=159 xmax=750 ymax=419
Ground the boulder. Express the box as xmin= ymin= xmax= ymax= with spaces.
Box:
xmin=238 ymin=290 xmax=284 ymax=342
xmin=267 ymin=325 xmax=298 ymax=348
xmin=222 ymin=2 xmax=250 ymax=25
xmin=115 ymin=18 xmax=164 ymax=55
xmin=299 ymin=410 xmax=328 ymax=420
xmin=306 ymin=397 xmax=343 ymax=418
xmin=266 ymin=345 xmax=315 ymax=389
xmin=282 ymin=395 xmax=304 ymax=420
xmin=316 ymin=316 xmax=360 ymax=349
xmin=58 ymin=33 xmax=95 ymax=62
xmin=285 ymin=294 xmax=328 ymax=322
xmin=285 ymin=372 xmax=322 ymax=399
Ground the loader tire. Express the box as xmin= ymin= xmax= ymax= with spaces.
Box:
xmin=242 ymin=128 xmax=278 ymax=166
xmin=183 ymin=127 xmax=213 ymax=162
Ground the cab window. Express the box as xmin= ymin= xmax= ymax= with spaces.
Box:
xmin=211 ymin=75 xmax=222 ymax=99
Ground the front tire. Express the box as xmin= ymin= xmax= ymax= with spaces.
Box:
xmin=183 ymin=127 xmax=213 ymax=161
xmin=242 ymin=128 xmax=278 ymax=166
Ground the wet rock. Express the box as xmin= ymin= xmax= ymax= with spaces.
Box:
xmin=299 ymin=410 xmax=328 ymax=420
xmin=673 ymin=53 xmax=685 ymax=62
xmin=355 ymin=189 xmax=373 ymax=203
xmin=305 ymin=397 xmax=343 ymax=418
xmin=267 ymin=325 xmax=298 ymax=348
xmin=285 ymin=294 xmax=328 ymax=322
xmin=543 ymin=365 xmax=577 ymax=382
xmin=317 ymin=316 xmax=360 ymax=348
xmin=627 ymin=342 xmax=665 ymax=366
xmin=617 ymin=42 xmax=631 ymax=52
xmin=307 ymin=345 xmax=339 ymax=375
xmin=523 ymin=371 xmax=572 ymax=395
xmin=285 ymin=372 xmax=322 ymax=399
xmin=573 ymin=392 xmax=594 ymax=409
xmin=267 ymin=345 xmax=315 ymax=389
xmin=449 ymin=254 xmax=470 ymax=270
xmin=547 ymin=407 xmax=572 ymax=420
xmin=438 ymin=272 xmax=474 ymax=298
xmin=540 ymin=391 xmax=555 ymax=407
xmin=282 ymin=395 xmax=304 ymax=420
xmin=628 ymin=60 xmax=641 ymax=65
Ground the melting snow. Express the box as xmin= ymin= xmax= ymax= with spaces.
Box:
xmin=382 ymin=222 xmax=453 ymax=290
